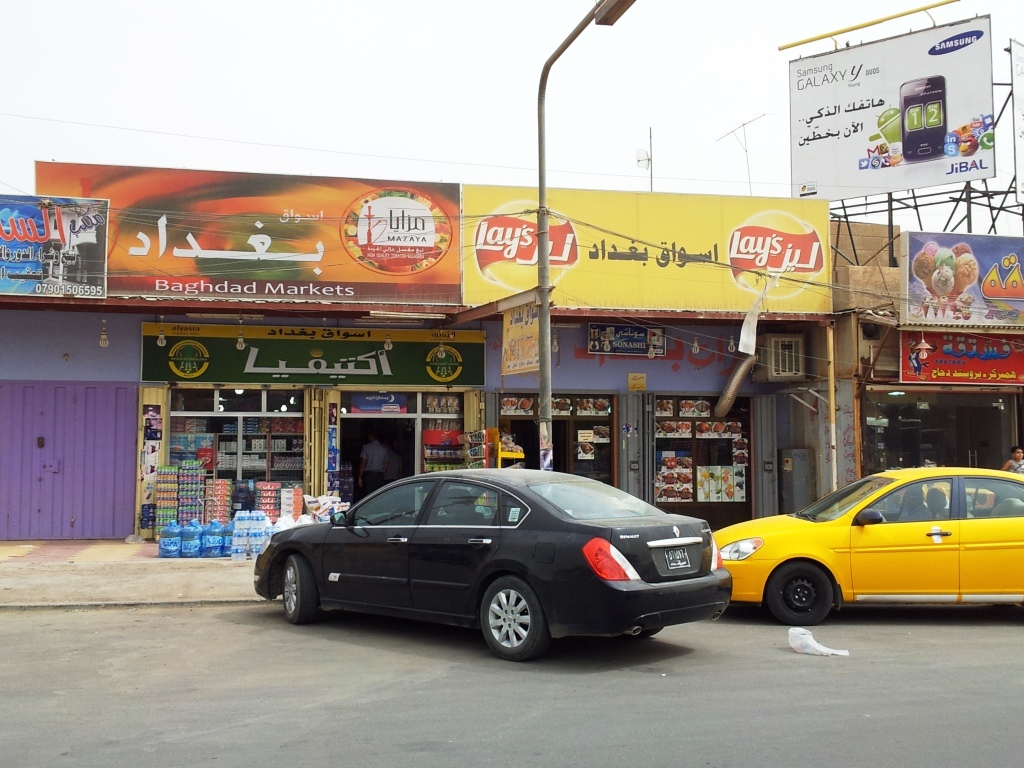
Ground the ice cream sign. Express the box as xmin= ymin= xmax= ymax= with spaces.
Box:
xmin=902 ymin=232 xmax=1024 ymax=328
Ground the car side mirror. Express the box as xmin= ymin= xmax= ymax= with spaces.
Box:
xmin=854 ymin=508 xmax=885 ymax=526
xmin=330 ymin=509 xmax=350 ymax=527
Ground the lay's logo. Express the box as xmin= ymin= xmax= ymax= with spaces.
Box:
xmin=727 ymin=212 xmax=824 ymax=294
xmin=473 ymin=213 xmax=579 ymax=292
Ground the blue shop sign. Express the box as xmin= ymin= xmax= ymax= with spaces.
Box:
xmin=587 ymin=324 xmax=666 ymax=357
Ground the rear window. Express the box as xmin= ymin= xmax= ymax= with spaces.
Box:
xmin=528 ymin=478 xmax=664 ymax=520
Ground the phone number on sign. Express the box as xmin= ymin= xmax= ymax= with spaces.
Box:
xmin=33 ymin=283 xmax=104 ymax=297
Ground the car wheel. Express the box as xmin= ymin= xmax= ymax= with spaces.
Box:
xmin=282 ymin=554 xmax=319 ymax=625
xmin=764 ymin=562 xmax=833 ymax=625
xmin=480 ymin=576 xmax=551 ymax=661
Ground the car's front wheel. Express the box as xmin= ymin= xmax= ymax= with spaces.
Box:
xmin=480 ymin=576 xmax=551 ymax=661
xmin=282 ymin=554 xmax=319 ymax=625
xmin=764 ymin=562 xmax=833 ymax=625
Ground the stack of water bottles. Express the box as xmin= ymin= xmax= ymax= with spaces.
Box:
xmin=230 ymin=510 xmax=272 ymax=561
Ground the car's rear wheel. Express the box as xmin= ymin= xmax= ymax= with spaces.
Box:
xmin=283 ymin=554 xmax=319 ymax=625
xmin=480 ymin=576 xmax=551 ymax=661
xmin=764 ymin=562 xmax=833 ymax=625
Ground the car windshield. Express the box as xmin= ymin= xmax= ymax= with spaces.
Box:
xmin=792 ymin=475 xmax=895 ymax=522
xmin=528 ymin=478 xmax=664 ymax=520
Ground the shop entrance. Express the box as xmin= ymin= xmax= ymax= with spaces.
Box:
xmin=338 ymin=418 xmax=416 ymax=501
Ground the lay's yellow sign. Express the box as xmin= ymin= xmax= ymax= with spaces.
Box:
xmin=462 ymin=186 xmax=831 ymax=313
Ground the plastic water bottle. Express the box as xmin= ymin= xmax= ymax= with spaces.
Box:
xmin=230 ymin=540 xmax=246 ymax=562
xmin=202 ymin=520 xmax=224 ymax=558
xmin=158 ymin=521 xmax=181 ymax=558
xmin=180 ymin=519 xmax=202 ymax=558
xmin=221 ymin=521 xmax=234 ymax=557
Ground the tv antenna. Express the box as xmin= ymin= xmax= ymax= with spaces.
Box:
xmin=717 ymin=114 xmax=766 ymax=196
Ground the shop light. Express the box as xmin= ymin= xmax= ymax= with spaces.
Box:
xmin=692 ymin=336 xmax=700 ymax=354
xmin=383 ymin=332 xmax=393 ymax=351
xmin=234 ymin=389 xmax=245 ymax=395
xmin=236 ymin=320 xmax=246 ymax=351
xmin=887 ymin=391 xmax=906 ymax=397
xmin=99 ymin=319 xmax=109 ymax=348
xmin=156 ymin=316 xmax=167 ymax=347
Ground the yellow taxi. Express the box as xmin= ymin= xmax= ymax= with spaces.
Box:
xmin=713 ymin=467 xmax=1024 ymax=624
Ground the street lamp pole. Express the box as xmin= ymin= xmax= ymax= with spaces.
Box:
xmin=536 ymin=0 xmax=636 ymax=470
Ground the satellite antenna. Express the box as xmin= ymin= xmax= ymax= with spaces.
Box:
xmin=635 ymin=127 xmax=652 ymax=191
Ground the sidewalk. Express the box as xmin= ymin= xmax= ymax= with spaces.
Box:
xmin=0 ymin=540 xmax=264 ymax=609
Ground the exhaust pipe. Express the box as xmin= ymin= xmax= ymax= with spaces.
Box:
xmin=625 ymin=625 xmax=643 ymax=636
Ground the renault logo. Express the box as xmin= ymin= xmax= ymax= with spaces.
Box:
xmin=672 ymin=526 xmax=680 ymax=538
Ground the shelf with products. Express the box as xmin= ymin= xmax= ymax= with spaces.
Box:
xmin=652 ymin=396 xmax=749 ymax=506
xmin=422 ymin=417 xmax=466 ymax=473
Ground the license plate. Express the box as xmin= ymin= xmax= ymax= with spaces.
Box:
xmin=665 ymin=546 xmax=690 ymax=570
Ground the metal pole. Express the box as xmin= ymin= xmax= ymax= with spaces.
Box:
xmin=537 ymin=7 xmax=599 ymax=470
xmin=648 ymin=126 xmax=653 ymax=192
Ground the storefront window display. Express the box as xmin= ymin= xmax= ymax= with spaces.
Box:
xmin=498 ymin=393 xmax=614 ymax=484
xmin=651 ymin=395 xmax=750 ymax=529
xmin=862 ymin=388 xmax=1016 ymax=473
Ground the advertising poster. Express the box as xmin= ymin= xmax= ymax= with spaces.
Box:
xmin=463 ymin=186 xmax=831 ymax=313
xmin=0 ymin=195 xmax=107 ymax=298
xmin=900 ymin=330 xmax=1024 ymax=385
xmin=35 ymin=163 xmax=461 ymax=304
xmin=587 ymin=323 xmax=665 ymax=356
xmin=790 ymin=17 xmax=994 ymax=201
xmin=502 ymin=303 xmax=540 ymax=375
xmin=140 ymin=324 xmax=485 ymax=385
xmin=901 ymin=232 xmax=1024 ymax=328
xmin=1013 ymin=39 xmax=1024 ymax=206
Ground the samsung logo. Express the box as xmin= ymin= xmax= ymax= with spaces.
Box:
xmin=928 ymin=30 xmax=983 ymax=55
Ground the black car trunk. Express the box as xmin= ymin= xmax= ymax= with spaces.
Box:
xmin=598 ymin=516 xmax=713 ymax=583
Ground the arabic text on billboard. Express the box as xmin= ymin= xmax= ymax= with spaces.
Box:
xmin=901 ymin=330 xmax=1024 ymax=385
xmin=790 ymin=17 xmax=994 ymax=201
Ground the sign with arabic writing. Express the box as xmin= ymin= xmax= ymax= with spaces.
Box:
xmin=502 ymin=303 xmax=540 ymax=375
xmin=790 ymin=16 xmax=994 ymax=201
xmin=900 ymin=232 xmax=1024 ymax=329
xmin=35 ymin=163 xmax=460 ymax=304
xmin=900 ymin=330 xmax=1024 ymax=385
xmin=0 ymin=195 xmax=107 ymax=298
xmin=140 ymin=324 xmax=485 ymax=385
xmin=462 ymin=186 xmax=831 ymax=313
xmin=587 ymin=324 xmax=665 ymax=357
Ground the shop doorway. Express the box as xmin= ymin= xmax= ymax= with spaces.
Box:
xmin=957 ymin=406 xmax=1008 ymax=469
xmin=339 ymin=418 xmax=416 ymax=500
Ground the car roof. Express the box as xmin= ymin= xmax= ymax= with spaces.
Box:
xmin=413 ymin=468 xmax=593 ymax=488
xmin=871 ymin=467 xmax=1024 ymax=480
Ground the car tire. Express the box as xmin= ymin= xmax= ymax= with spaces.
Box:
xmin=283 ymin=554 xmax=319 ymax=625
xmin=480 ymin=576 xmax=552 ymax=661
xmin=764 ymin=562 xmax=833 ymax=625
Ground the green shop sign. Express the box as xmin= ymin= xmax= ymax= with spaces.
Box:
xmin=141 ymin=323 xmax=486 ymax=386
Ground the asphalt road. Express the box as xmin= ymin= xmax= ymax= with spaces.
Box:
xmin=3 ymin=601 xmax=1023 ymax=768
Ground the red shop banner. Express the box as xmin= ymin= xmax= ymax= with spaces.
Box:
xmin=900 ymin=330 xmax=1024 ymax=384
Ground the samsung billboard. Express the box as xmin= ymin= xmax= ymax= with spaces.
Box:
xmin=790 ymin=17 xmax=994 ymax=201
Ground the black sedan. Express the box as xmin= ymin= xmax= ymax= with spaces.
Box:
xmin=254 ymin=469 xmax=731 ymax=661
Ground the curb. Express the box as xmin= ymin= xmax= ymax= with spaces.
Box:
xmin=0 ymin=597 xmax=270 ymax=611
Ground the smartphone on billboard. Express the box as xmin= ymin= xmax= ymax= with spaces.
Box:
xmin=899 ymin=76 xmax=947 ymax=163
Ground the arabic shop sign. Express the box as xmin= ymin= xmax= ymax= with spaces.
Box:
xmin=462 ymin=186 xmax=831 ymax=312
xmin=789 ymin=16 xmax=994 ymax=201
xmin=587 ymin=324 xmax=666 ymax=357
xmin=0 ymin=195 xmax=108 ymax=298
xmin=502 ymin=303 xmax=540 ymax=375
xmin=900 ymin=330 xmax=1024 ymax=385
xmin=141 ymin=324 xmax=485 ymax=386
xmin=900 ymin=232 xmax=1024 ymax=328
xmin=35 ymin=163 xmax=461 ymax=304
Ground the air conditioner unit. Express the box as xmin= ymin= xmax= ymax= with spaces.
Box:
xmin=755 ymin=334 xmax=807 ymax=381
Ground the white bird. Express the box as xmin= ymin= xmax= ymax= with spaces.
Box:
xmin=788 ymin=627 xmax=849 ymax=656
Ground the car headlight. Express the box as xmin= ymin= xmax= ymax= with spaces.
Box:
xmin=719 ymin=537 xmax=764 ymax=561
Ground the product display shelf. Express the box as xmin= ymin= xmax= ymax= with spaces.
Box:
xmin=422 ymin=420 xmax=465 ymax=473
xmin=459 ymin=430 xmax=488 ymax=469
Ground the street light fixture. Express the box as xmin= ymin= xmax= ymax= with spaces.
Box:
xmin=537 ymin=0 xmax=637 ymax=470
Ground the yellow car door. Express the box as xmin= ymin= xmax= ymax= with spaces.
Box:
xmin=849 ymin=478 xmax=959 ymax=600
xmin=959 ymin=476 xmax=1024 ymax=600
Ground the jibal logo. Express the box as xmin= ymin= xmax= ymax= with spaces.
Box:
xmin=728 ymin=211 xmax=824 ymax=297
xmin=928 ymin=30 xmax=983 ymax=56
xmin=473 ymin=208 xmax=579 ymax=292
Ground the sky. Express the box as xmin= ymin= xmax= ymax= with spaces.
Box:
xmin=3 ymin=0 xmax=1023 ymax=237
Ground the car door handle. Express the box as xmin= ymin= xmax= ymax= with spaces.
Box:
xmin=926 ymin=530 xmax=952 ymax=537
xmin=386 ymin=536 xmax=409 ymax=544
xmin=468 ymin=538 xmax=492 ymax=546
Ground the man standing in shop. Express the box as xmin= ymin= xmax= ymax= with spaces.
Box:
xmin=358 ymin=429 xmax=389 ymax=498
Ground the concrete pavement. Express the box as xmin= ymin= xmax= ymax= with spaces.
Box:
xmin=0 ymin=540 xmax=264 ymax=609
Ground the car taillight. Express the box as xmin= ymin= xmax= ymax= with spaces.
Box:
xmin=710 ymin=538 xmax=724 ymax=571
xmin=582 ymin=538 xmax=641 ymax=582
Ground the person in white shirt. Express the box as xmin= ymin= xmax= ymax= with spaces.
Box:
xmin=358 ymin=430 xmax=389 ymax=496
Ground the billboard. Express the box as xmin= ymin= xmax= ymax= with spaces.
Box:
xmin=463 ymin=186 xmax=831 ymax=314
xmin=140 ymin=324 xmax=484 ymax=386
xmin=1013 ymin=39 xmax=1024 ymax=206
xmin=790 ymin=17 xmax=994 ymax=201
xmin=35 ymin=163 xmax=461 ymax=304
xmin=0 ymin=195 xmax=107 ymax=298
xmin=901 ymin=232 xmax=1024 ymax=328
xmin=900 ymin=329 xmax=1024 ymax=385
